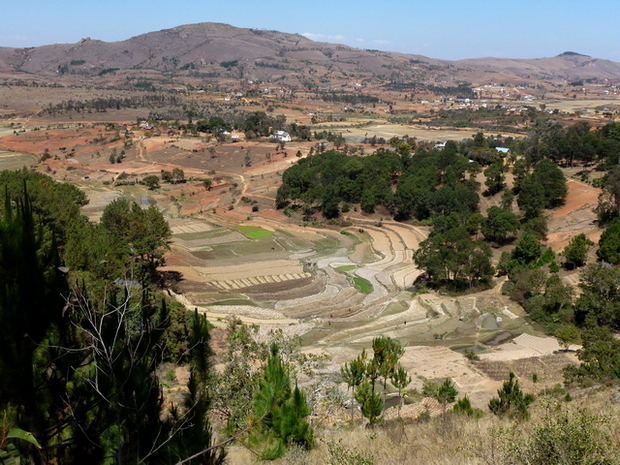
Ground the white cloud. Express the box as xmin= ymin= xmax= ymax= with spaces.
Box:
xmin=356 ymin=38 xmax=365 ymax=43
xmin=302 ymin=32 xmax=346 ymax=42
xmin=373 ymin=40 xmax=391 ymax=45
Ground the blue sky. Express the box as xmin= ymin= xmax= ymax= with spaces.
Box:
xmin=2 ymin=0 xmax=620 ymax=61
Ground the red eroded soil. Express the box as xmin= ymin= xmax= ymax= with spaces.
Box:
xmin=0 ymin=127 xmax=107 ymax=155
xmin=546 ymin=179 xmax=602 ymax=251
xmin=552 ymin=179 xmax=601 ymax=220
xmin=258 ymin=208 xmax=288 ymax=222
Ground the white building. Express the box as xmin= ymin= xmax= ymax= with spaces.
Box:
xmin=272 ymin=130 xmax=292 ymax=142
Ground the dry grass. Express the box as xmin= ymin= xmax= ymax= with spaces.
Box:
xmin=223 ymin=387 xmax=620 ymax=465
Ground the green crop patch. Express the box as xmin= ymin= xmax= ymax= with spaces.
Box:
xmin=352 ymin=277 xmax=372 ymax=294
xmin=336 ymin=265 xmax=356 ymax=272
xmin=235 ymin=225 xmax=273 ymax=238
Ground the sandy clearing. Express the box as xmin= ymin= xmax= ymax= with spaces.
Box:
xmin=142 ymin=138 xmax=170 ymax=152
xmin=168 ymin=139 xmax=204 ymax=151
xmin=341 ymin=124 xmax=523 ymax=143
xmin=398 ymin=346 xmax=500 ymax=406
xmin=0 ymin=129 xmax=17 ymax=137
xmin=244 ymin=151 xmax=302 ymax=176
xmin=363 ymin=228 xmax=393 ymax=263
xmin=392 ymin=265 xmax=423 ymax=289
xmin=316 ymin=342 xmax=499 ymax=410
xmin=481 ymin=333 xmax=580 ymax=362
xmin=384 ymin=223 xmax=426 ymax=252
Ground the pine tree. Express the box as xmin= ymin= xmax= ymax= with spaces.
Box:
xmin=489 ymin=372 xmax=534 ymax=419
xmin=250 ymin=344 xmax=313 ymax=459
xmin=340 ymin=350 xmax=366 ymax=420
xmin=372 ymin=336 xmax=404 ymax=390
xmin=435 ymin=379 xmax=458 ymax=418
xmin=354 ymin=382 xmax=383 ymax=426
xmin=169 ymin=310 xmax=226 ymax=465
xmin=0 ymin=186 xmax=70 ymax=464
xmin=391 ymin=365 xmax=411 ymax=418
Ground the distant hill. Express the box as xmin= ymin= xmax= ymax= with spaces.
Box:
xmin=455 ymin=52 xmax=620 ymax=81
xmin=1 ymin=23 xmax=620 ymax=86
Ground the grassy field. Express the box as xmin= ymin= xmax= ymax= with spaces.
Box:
xmin=0 ymin=151 xmax=38 ymax=170
xmin=235 ymin=225 xmax=273 ymax=238
xmin=336 ymin=265 xmax=356 ymax=272
xmin=352 ymin=277 xmax=373 ymax=294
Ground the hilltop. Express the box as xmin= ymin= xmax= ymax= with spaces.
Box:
xmin=2 ymin=22 xmax=620 ymax=89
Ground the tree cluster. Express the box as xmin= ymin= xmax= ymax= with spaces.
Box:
xmin=340 ymin=337 xmax=406 ymax=425
xmin=277 ymin=143 xmax=482 ymax=221
xmin=0 ymin=170 xmax=223 ymax=464
xmin=413 ymin=216 xmax=494 ymax=290
xmin=518 ymin=121 xmax=620 ymax=169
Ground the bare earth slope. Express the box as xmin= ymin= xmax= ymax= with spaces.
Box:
xmin=457 ymin=52 xmax=620 ymax=80
xmin=2 ymin=24 xmax=620 ymax=85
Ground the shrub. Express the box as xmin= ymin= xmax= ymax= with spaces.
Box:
xmin=521 ymin=404 xmax=616 ymax=465
xmin=489 ymin=372 xmax=533 ymax=419
xmin=463 ymin=349 xmax=480 ymax=361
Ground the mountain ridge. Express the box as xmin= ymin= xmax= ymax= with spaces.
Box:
xmin=1 ymin=22 xmax=619 ymax=86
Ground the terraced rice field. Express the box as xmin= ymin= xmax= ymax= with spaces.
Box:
xmin=161 ymin=187 xmax=583 ymax=410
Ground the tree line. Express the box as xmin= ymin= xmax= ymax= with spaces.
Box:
xmin=43 ymin=94 xmax=182 ymax=115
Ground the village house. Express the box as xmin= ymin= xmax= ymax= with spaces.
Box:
xmin=271 ymin=130 xmax=292 ymax=142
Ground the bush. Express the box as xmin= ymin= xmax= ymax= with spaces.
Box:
xmin=324 ymin=439 xmax=375 ymax=465
xmin=452 ymin=396 xmax=482 ymax=418
xmin=489 ymin=372 xmax=533 ymax=419
xmin=463 ymin=349 xmax=480 ymax=361
xmin=520 ymin=404 xmax=617 ymax=465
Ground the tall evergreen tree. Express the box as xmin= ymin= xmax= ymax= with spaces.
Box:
xmin=66 ymin=286 xmax=171 ymax=464
xmin=0 ymin=186 xmax=70 ymax=464
xmin=340 ymin=350 xmax=366 ymax=420
xmin=372 ymin=336 xmax=404 ymax=390
xmin=250 ymin=344 xmax=313 ymax=460
xmin=168 ymin=310 xmax=226 ymax=465
xmin=488 ymin=372 xmax=534 ymax=420
xmin=390 ymin=365 xmax=411 ymax=418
